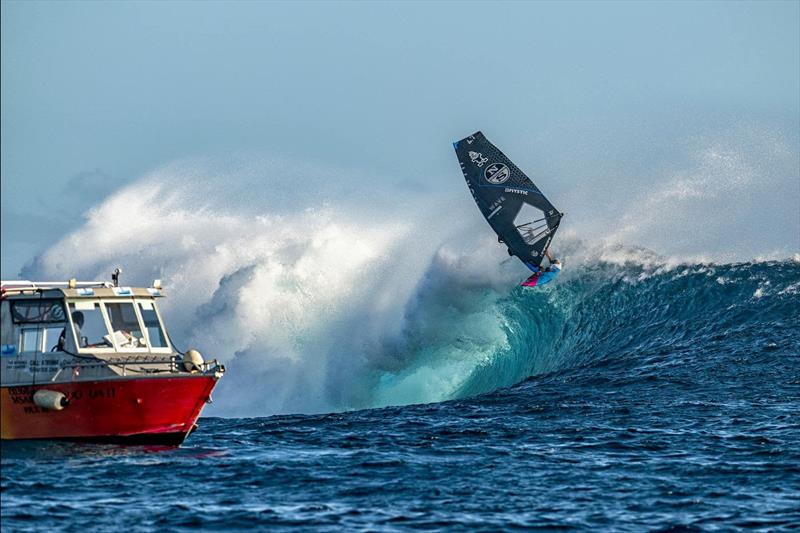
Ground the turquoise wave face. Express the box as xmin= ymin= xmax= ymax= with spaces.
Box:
xmin=373 ymin=258 xmax=799 ymax=408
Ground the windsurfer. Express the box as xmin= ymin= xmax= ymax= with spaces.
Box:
xmin=522 ymin=249 xmax=562 ymax=287
xmin=453 ymin=131 xmax=564 ymax=289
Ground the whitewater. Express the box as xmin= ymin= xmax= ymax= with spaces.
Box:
xmin=18 ymin=127 xmax=799 ymax=417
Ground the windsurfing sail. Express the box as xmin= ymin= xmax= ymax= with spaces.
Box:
xmin=453 ymin=131 xmax=563 ymax=267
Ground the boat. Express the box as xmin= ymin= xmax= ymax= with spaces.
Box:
xmin=0 ymin=274 xmax=225 ymax=445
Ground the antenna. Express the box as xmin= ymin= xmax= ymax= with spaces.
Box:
xmin=111 ymin=267 xmax=123 ymax=287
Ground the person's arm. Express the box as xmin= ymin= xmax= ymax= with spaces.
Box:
xmin=524 ymin=261 xmax=543 ymax=273
xmin=544 ymin=249 xmax=554 ymax=263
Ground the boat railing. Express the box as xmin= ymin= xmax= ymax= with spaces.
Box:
xmin=1 ymin=280 xmax=114 ymax=293
xmin=47 ymin=354 xmax=225 ymax=378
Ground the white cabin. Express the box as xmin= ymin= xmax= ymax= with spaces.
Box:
xmin=0 ymin=280 xmax=201 ymax=387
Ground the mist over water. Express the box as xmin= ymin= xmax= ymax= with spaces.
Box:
xmin=21 ymin=124 xmax=800 ymax=417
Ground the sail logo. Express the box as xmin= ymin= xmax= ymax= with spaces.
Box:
xmin=469 ymin=151 xmax=488 ymax=167
xmin=485 ymin=163 xmax=510 ymax=184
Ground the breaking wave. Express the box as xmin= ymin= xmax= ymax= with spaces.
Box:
xmin=20 ymin=127 xmax=800 ymax=417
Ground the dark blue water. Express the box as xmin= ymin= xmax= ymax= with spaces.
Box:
xmin=2 ymin=259 xmax=799 ymax=531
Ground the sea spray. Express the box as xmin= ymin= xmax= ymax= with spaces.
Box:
xmin=20 ymin=132 xmax=799 ymax=415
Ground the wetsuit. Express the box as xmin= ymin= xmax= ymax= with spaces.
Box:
xmin=522 ymin=262 xmax=562 ymax=287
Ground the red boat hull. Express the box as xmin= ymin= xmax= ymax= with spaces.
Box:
xmin=0 ymin=375 xmax=219 ymax=444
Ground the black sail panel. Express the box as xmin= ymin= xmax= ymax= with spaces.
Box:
xmin=453 ymin=131 xmax=563 ymax=267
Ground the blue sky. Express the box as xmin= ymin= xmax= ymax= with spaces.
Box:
xmin=2 ymin=0 xmax=799 ymax=276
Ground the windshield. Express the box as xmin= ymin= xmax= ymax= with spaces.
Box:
xmin=105 ymin=302 xmax=147 ymax=349
xmin=66 ymin=299 xmax=170 ymax=352
xmin=69 ymin=302 xmax=112 ymax=349
xmin=138 ymin=301 xmax=168 ymax=349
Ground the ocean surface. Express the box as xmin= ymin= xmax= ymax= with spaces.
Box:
xmin=2 ymin=259 xmax=799 ymax=531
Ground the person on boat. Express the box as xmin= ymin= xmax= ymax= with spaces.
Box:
xmin=522 ymin=249 xmax=562 ymax=287
xmin=57 ymin=311 xmax=85 ymax=350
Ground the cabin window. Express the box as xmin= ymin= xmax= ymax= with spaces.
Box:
xmin=138 ymin=301 xmax=168 ymax=349
xmin=14 ymin=327 xmax=65 ymax=353
xmin=10 ymin=299 xmax=66 ymax=324
xmin=43 ymin=326 xmax=65 ymax=352
xmin=1 ymin=301 xmax=14 ymax=355
xmin=69 ymin=302 xmax=112 ymax=349
xmin=105 ymin=302 xmax=147 ymax=349
xmin=18 ymin=329 xmax=42 ymax=353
